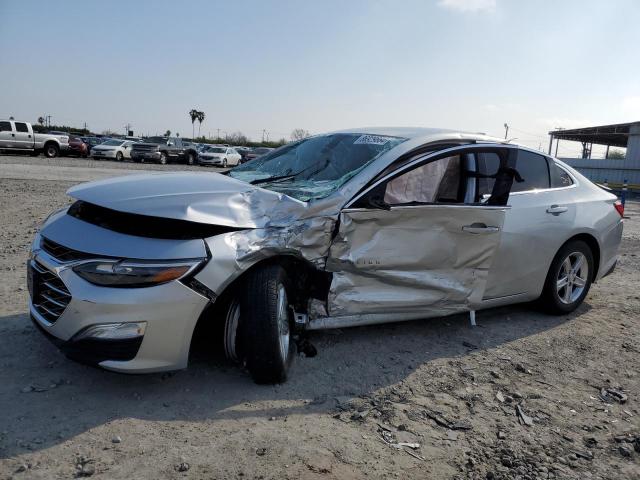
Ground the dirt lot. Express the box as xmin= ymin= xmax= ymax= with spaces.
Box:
xmin=1 ymin=155 xmax=639 ymax=479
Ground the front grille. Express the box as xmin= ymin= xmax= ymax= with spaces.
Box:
xmin=29 ymin=261 xmax=71 ymax=324
xmin=41 ymin=237 xmax=94 ymax=262
xmin=131 ymin=144 xmax=158 ymax=152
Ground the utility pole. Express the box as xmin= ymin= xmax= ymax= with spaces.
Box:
xmin=124 ymin=123 xmax=132 ymax=136
xmin=46 ymin=115 xmax=52 ymax=128
xmin=554 ymin=127 xmax=563 ymax=157
xmin=503 ymin=123 xmax=509 ymax=139
xmin=217 ymin=128 xmax=220 ymax=139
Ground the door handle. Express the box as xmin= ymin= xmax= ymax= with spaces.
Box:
xmin=546 ymin=205 xmax=568 ymax=215
xmin=462 ymin=223 xmax=500 ymax=234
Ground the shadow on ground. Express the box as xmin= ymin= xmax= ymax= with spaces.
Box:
xmin=0 ymin=304 xmax=582 ymax=459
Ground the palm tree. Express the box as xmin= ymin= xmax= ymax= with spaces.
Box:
xmin=189 ymin=109 xmax=198 ymax=139
xmin=37 ymin=116 xmax=45 ymax=126
xmin=196 ymin=111 xmax=205 ymax=139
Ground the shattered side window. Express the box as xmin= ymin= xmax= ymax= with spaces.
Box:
xmin=229 ymin=133 xmax=406 ymax=201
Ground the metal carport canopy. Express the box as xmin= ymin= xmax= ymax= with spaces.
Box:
xmin=548 ymin=122 xmax=633 ymax=148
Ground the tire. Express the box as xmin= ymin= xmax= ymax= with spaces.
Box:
xmin=222 ymin=158 xmax=228 ymax=168
xmin=44 ymin=143 xmax=59 ymax=158
xmin=115 ymin=151 xmax=123 ymax=162
xmin=186 ymin=152 xmax=195 ymax=165
xmin=539 ymin=240 xmax=594 ymax=314
xmin=159 ymin=152 xmax=168 ymax=165
xmin=239 ymin=265 xmax=295 ymax=384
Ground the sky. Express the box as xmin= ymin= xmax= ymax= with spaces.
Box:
xmin=1 ymin=0 xmax=639 ymax=156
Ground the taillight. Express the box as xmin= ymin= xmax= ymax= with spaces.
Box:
xmin=614 ymin=200 xmax=624 ymax=217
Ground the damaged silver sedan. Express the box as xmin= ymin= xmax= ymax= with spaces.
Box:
xmin=28 ymin=128 xmax=623 ymax=383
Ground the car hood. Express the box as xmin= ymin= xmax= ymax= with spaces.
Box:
xmin=67 ymin=172 xmax=308 ymax=229
xmin=93 ymin=145 xmax=117 ymax=150
xmin=131 ymin=142 xmax=161 ymax=148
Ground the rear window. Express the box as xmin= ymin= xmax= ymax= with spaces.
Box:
xmin=550 ymin=162 xmax=574 ymax=188
xmin=512 ymin=150 xmax=550 ymax=192
xmin=0 ymin=121 xmax=11 ymax=132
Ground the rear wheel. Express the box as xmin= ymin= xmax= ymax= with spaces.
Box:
xmin=44 ymin=143 xmax=59 ymax=158
xmin=186 ymin=152 xmax=195 ymax=165
xmin=159 ymin=152 xmax=168 ymax=165
xmin=222 ymin=158 xmax=228 ymax=168
xmin=539 ymin=240 xmax=594 ymax=314
xmin=115 ymin=151 xmax=123 ymax=161
xmin=238 ymin=265 xmax=295 ymax=384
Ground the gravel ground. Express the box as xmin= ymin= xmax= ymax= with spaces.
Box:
xmin=0 ymin=155 xmax=639 ymax=479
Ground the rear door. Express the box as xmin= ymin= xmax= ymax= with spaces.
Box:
xmin=482 ymin=150 xmax=578 ymax=299
xmin=0 ymin=121 xmax=12 ymax=148
xmin=326 ymin=145 xmax=516 ymax=319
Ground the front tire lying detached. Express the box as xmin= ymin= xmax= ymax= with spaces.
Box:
xmin=239 ymin=265 xmax=295 ymax=384
xmin=540 ymin=240 xmax=594 ymax=314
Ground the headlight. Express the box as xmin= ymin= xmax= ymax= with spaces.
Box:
xmin=73 ymin=259 xmax=205 ymax=288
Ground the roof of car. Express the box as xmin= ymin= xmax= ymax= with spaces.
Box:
xmin=330 ymin=126 xmax=505 ymax=144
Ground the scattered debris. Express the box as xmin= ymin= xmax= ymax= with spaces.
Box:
xmin=396 ymin=442 xmax=420 ymax=450
xmin=422 ymin=409 xmax=472 ymax=431
xmin=514 ymin=363 xmax=531 ymax=374
xmin=497 ymin=431 xmax=506 ymax=440
xmin=111 ymin=436 xmax=122 ymax=444
xmin=462 ymin=341 xmax=478 ymax=350
xmin=573 ymin=450 xmax=594 ymax=460
xmin=490 ymin=370 xmax=501 ymax=379
xmin=14 ymin=463 xmax=29 ymax=473
xmin=495 ymin=391 xmax=505 ymax=403
xmin=619 ymin=445 xmax=632 ymax=457
xmin=583 ymin=437 xmax=598 ymax=448
xmin=256 ymin=448 xmax=267 ymax=456
xmin=306 ymin=464 xmax=331 ymax=474
xmin=600 ymin=388 xmax=628 ymax=404
xmin=75 ymin=456 xmax=95 ymax=477
xmin=175 ymin=461 xmax=190 ymax=472
xmin=516 ymin=405 xmax=534 ymax=427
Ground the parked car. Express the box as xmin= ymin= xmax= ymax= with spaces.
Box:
xmin=198 ymin=146 xmax=242 ymax=167
xmin=244 ymin=146 xmax=274 ymax=162
xmin=66 ymin=136 xmax=89 ymax=157
xmin=28 ymin=128 xmax=622 ymax=384
xmin=130 ymin=136 xmax=197 ymax=165
xmin=233 ymin=146 xmax=252 ymax=163
xmin=0 ymin=120 xmax=69 ymax=157
xmin=91 ymin=139 xmax=135 ymax=161
xmin=81 ymin=137 xmax=103 ymax=155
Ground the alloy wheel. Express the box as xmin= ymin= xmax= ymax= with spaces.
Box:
xmin=556 ymin=252 xmax=589 ymax=304
xmin=276 ymin=284 xmax=290 ymax=362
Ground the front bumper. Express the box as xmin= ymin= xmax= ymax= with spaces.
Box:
xmin=198 ymin=156 xmax=224 ymax=165
xmin=91 ymin=149 xmax=117 ymax=159
xmin=28 ymin=247 xmax=210 ymax=373
xmin=130 ymin=151 xmax=161 ymax=161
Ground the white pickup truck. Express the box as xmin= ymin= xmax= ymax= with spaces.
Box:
xmin=0 ymin=120 xmax=69 ymax=158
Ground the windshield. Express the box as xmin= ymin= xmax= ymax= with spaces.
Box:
xmin=102 ymin=139 xmax=124 ymax=146
xmin=229 ymin=133 xmax=406 ymax=201
xmin=145 ymin=137 xmax=167 ymax=144
xmin=205 ymin=147 xmax=226 ymax=153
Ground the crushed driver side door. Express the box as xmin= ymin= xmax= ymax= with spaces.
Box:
xmin=324 ymin=145 xmax=517 ymax=323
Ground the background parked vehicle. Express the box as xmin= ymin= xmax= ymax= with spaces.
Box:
xmin=198 ymin=145 xmax=242 ymax=167
xmin=66 ymin=136 xmax=89 ymax=157
xmin=0 ymin=120 xmax=69 ymax=158
xmin=81 ymin=136 xmax=103 ymax=155
xmin=244 ymin=146 xmax=274 ymax=162
xmin=90 ymin=139 xmax=134 ymax=161
xmin=130 ymin=136 xmax=198 ymax=165
xmin=234 ymin=146 xmax=252 ymax=163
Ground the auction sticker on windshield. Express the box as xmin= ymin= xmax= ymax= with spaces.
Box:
xmin=353 ymin=134 xmax=393 ymax=145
